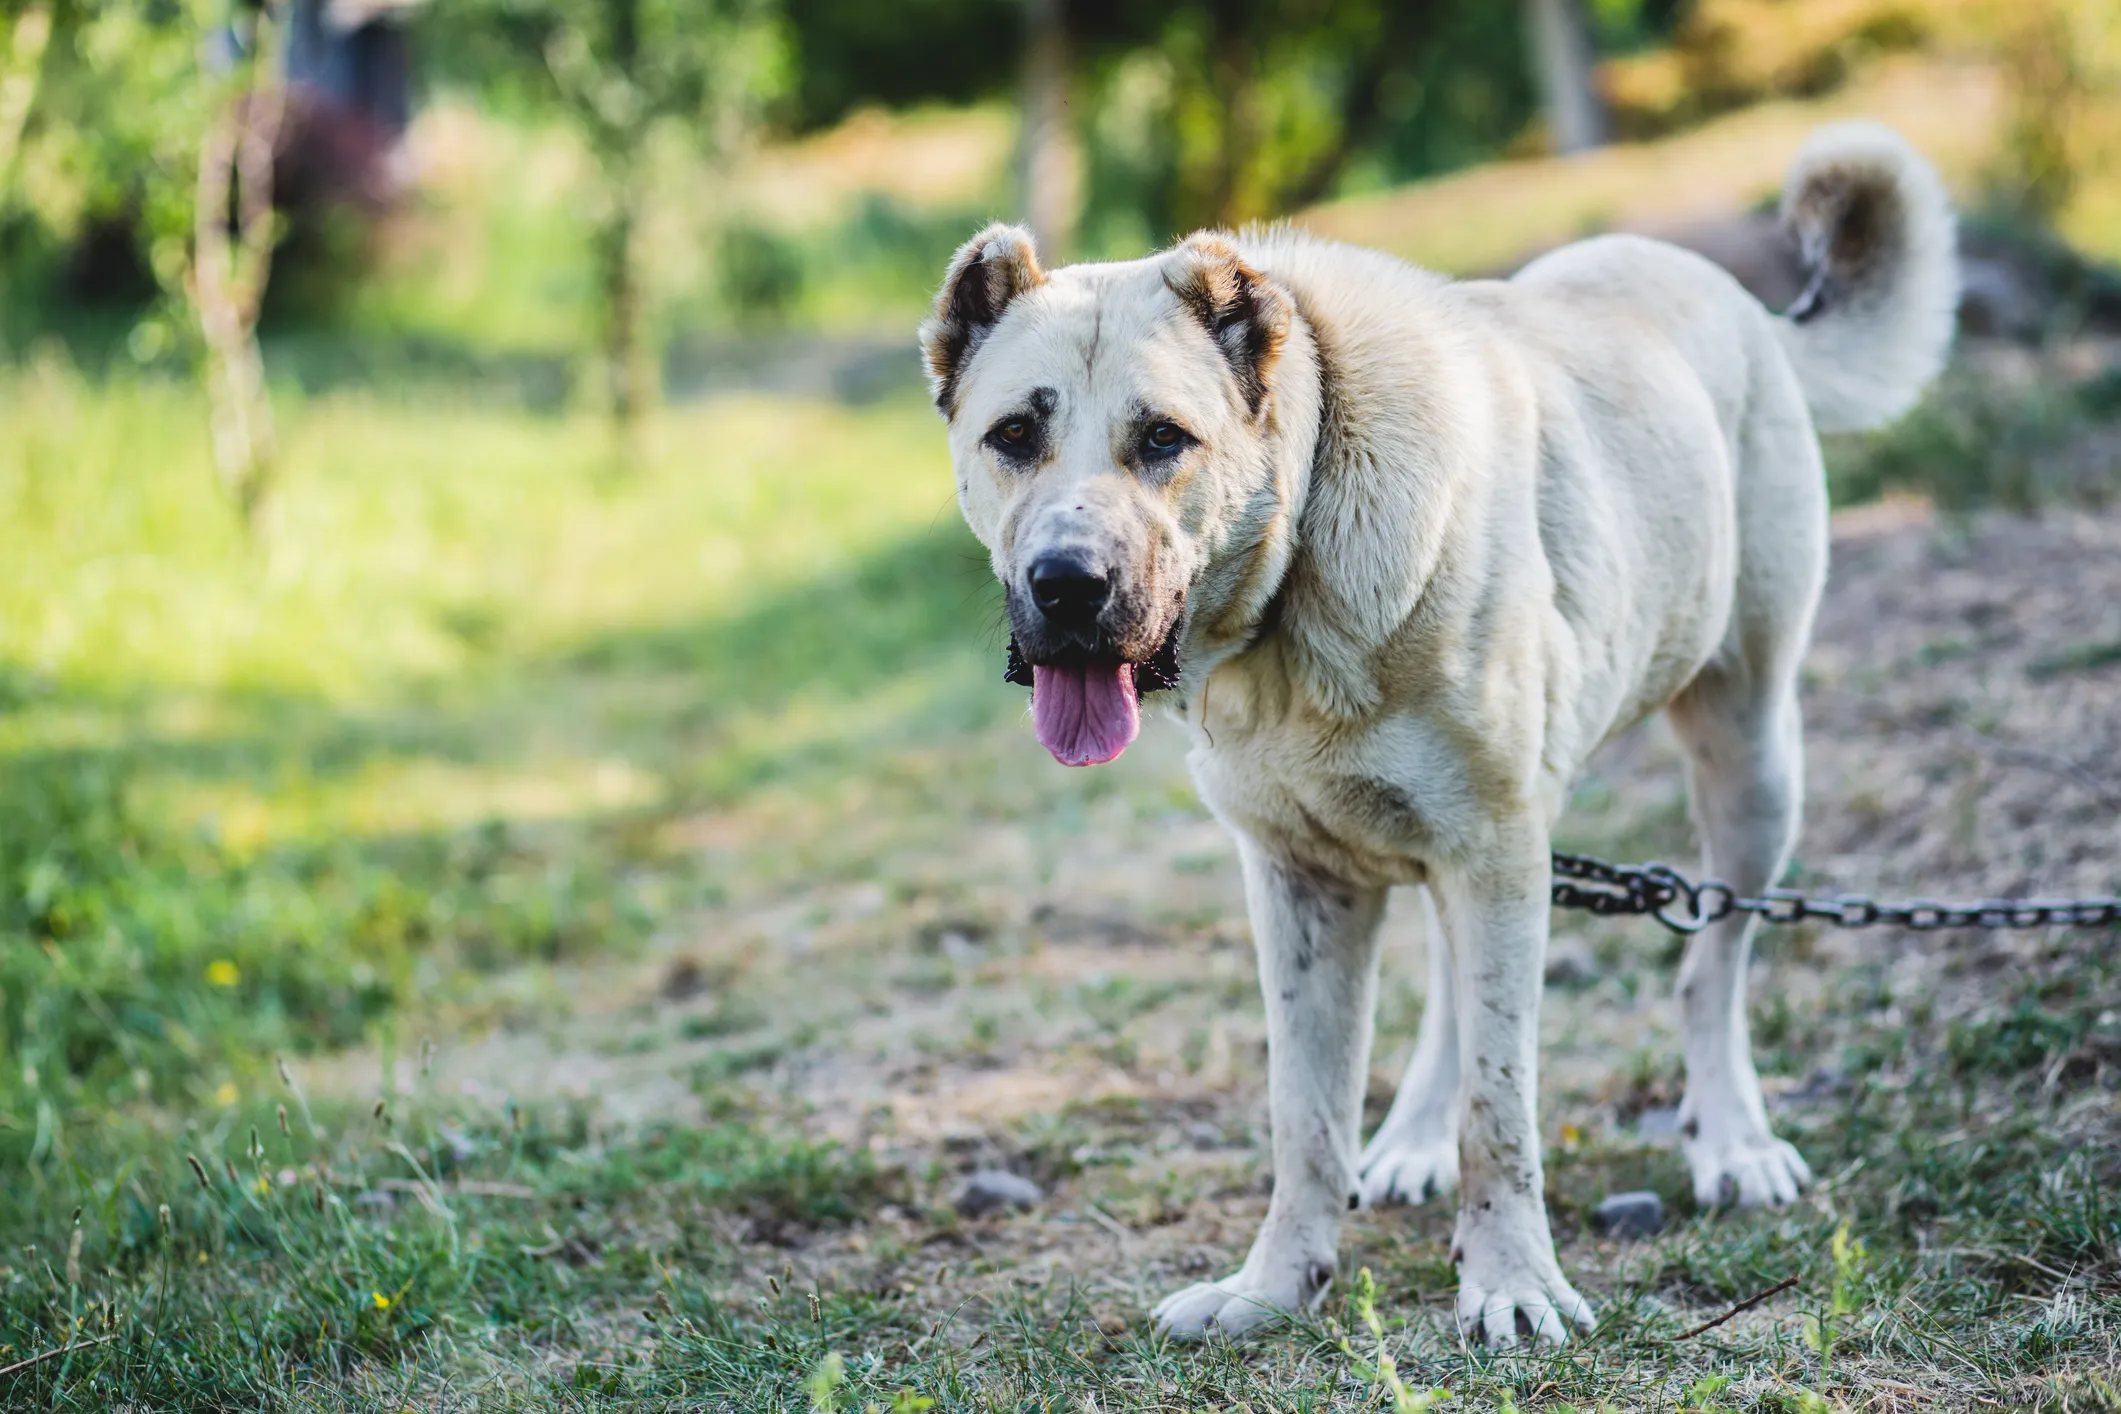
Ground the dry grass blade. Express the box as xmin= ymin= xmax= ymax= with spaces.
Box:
xmin=1676 ymin=1275 xmax=1800 ymax=1340
xmin=0 ymin=1333 xmax=119 ymax=1379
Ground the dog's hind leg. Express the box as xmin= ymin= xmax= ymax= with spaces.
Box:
xmin=1152 ymin=841 xmax=1387 ymax=1338
xmin=1666 ymin=665 xmax=1813 ymax=1208
xmin=1357 ymin=886 xmax=1461 ymax=1207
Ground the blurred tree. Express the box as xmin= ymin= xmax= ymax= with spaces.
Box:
xmin=190 ymin=0 xmax=290 ymax=531
xmin=3 ymin=1 xmax=290 ymax=529
xmin=769 ymin=0 xmax=1613 ymax=255
xmin=1523 ymin=0 xmax=1606 ymax=153
xmin=778 ymin=0 xmax=1016 ymax=131
xmin=429 ymin=0 xmax=785 ymax=447
xmin=1019 ymin=0 xmax=1072 ymax=259
xmin=1074 ymin=0 xmax=1537 ymax=248
xmin=0 ymin=3 xmax=51 ymax=200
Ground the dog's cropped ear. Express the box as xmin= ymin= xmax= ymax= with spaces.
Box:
xmin=1164 ymin=233 xmax=1294 ymax=418
xmin=920 ymin=224 xmax=1045 ymax=416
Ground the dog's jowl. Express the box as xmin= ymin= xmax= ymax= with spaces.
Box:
xmin=920 ymin=123 xmax=1956 ymax=1344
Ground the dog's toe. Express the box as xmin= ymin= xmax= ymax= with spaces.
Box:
xmin=1152 ymin=1278 xmax=1287 ymax=1339
xmin=1688 ymin=1132 xmax=1811 ymax=1209
xmin=1357 ymin=1133 xmax=1459 ymax=1209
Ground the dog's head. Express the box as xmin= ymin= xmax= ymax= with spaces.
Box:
xmin=920 ymin=225 xmax=1303 ymax=767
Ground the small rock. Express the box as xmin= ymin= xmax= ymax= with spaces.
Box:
xmin=1187 ymin=1121 xmax=1224 ymax=1150
xmin=1095 ymin=1313 xmax=1128 ymax=1336
xmin=1636 ymin=1106 xmax=1682 ymax=1143
xmin=660 ymin=956 xmax=707 ymax=1002
xmin=953 ymin=1169 xmax=1042 ymax=1218
xmin=1594 ymin=1190 xmax=1665 ymax=1240
xmin=938 ymin=930 xmax=985 ymax=965
xmin=1543 ymin=947 xmax=1601 ymax=988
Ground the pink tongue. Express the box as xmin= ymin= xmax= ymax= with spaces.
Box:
xmin=1031 ymin=661 xmax=1140 ymax=767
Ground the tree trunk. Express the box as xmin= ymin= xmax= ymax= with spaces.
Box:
xmin=1524 ymin=0 xmax=1607 ymax=155
xmin=1206 ymin=5 xmax=1261 ymax=230
xmin=596 ymin=163 xmax=648 ymax=446
xmin=1018 ymin=0 xmax=1076 ymax=262
xmin=192 ymin=4 xmax=287 ymax=535
xmin=599 ymin=0 xmax=650 ymax=457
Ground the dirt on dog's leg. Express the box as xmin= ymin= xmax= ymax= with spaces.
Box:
xmin=1152 ymin=840 xmax=1386 ymax=1338
xmin=1667 ymin=671 xmax=1812 ymax=1208
xmin=1435 ymin=832 xmax=1595 ymax=1347
xmin=1358 ymin=885 xmax=1461 ymax=1207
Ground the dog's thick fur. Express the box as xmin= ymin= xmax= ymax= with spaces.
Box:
xmin=920 ymin=122 xmax=1956 ymax=1344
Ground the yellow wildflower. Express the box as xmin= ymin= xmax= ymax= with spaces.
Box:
xmin=214 ymin=1082 xmax=239 ymax=1107
xmin=372 ymin=1291 xmax=391 ymax=1311
xmin=206 ymin=960 xmax=240 ymax=988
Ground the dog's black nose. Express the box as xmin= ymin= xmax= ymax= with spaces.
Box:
xmin=1029 ymin=553 xmax=1108 ymax=634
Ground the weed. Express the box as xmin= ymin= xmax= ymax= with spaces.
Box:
xmin=1338 ymin=1267 xmax=1450 ymax=1414
xmin=1800 ymin=1223 xmax=1868 ymax=1384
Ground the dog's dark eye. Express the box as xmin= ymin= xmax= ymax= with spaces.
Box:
xmin=986 ymin=416 xmax=1037 ymax=457
xmin=1142 ymin=421 xmax=1190 ymax=456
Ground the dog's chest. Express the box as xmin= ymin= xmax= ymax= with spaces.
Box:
xmin=1184 ymin=712 xmax=1483 ymax=887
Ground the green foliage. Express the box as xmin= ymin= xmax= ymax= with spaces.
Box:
xmin=776 ymin=0 xmax=1017 ymax=132
xmin=717 ymin=218 xmax=807 ymax=325
xmin=432 ymin=0 xmax=787 ymax=169
xmin=1824 ymin=343 xmax=2121 ymax=511
xmin=425 ymin=0 xmax=788 ymax=422
xmin=1077 ymin=0 xmax=1539 ymax=249
xmin=0 ymin=1 xmax=214 ymax=353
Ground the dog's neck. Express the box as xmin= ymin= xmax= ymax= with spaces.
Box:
xmin=1174 ymin=302 xmax=1328 ymax=702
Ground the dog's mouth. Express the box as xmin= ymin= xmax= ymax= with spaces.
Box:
xmin=1004 ymin=623 xmax=1182 ymax=768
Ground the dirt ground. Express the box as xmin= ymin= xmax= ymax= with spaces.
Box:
xmin=315 ymin=498 xmax=2121 ymax=1396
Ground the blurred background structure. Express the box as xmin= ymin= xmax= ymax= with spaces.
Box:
xmin=1 ymin=1 xmax=2120 ymax=1407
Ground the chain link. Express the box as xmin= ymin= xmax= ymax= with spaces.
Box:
xmin=1550 ymin=851 xmax=2121 ymax=935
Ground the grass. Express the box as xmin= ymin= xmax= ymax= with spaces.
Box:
xmin=0 ymin=351 xmax=2110 ymax=1410
xmin=0 ymin=353 xmax=999 ymax=1135
xmin=3 ymin=991 xmax=2116 ymax=1410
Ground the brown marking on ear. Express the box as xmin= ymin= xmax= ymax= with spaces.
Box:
xmin=1163 ymin=233 xmax=1293 ymax=417
xmin=919 ymin=224 xmax=1045 ymax=416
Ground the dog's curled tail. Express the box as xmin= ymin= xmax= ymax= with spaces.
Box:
xmin=1773 ymin=122 xmax=1957 ymax=433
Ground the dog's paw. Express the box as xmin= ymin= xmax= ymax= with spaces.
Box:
xmin=1682 ymin=1121 xmax=1811 ymax=1209
xmin=1151 ymin=1258 xmax=1330 ymax=1339
xmin=1357 ymin=1129 xmax=1459 ymax=1208
xmin=1452 ymin=1204 xmax=1595 ymax=1347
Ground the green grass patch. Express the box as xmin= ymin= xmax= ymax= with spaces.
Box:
xmin=0 ymin=360 xmax=996 ymax=1138
xmin=0 ymin=1090 xmax=884 ymax=1410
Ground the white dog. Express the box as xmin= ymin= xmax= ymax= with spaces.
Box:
xmin=919 ymin=123 xmax=1955 ymax=1344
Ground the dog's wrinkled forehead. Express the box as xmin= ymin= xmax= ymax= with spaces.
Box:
xmin=955 ymin=264 xmax=1239 ymax=430
xmin=920 ymin=225 xmax=1294 ymax=438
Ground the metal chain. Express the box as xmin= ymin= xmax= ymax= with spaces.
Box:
xmin=1550 ymin=850 xmax=2121 ymax=935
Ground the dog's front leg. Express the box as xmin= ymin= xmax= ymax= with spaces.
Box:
xmin=1152 ymin=840 xmax=1386 ymax=1338
xmin=1435 ymin=832 xmax=1595 ymax=1346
